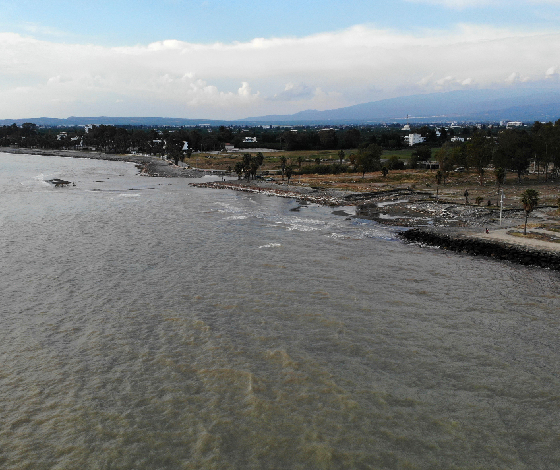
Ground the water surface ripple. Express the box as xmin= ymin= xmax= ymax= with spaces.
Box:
xmin=1 ymin=153 xmax=559 ymax=469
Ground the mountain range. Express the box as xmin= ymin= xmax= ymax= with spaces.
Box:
xmin=242 ymin=85 xmax=560 ymax=124
xmin=2 ymin=84 xmax=559 ymax=127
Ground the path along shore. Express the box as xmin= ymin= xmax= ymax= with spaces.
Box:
xmin=4 ymin=147 xmax=559 ymax=268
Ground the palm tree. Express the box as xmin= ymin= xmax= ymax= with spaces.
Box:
xmin=520 ymin=189 xmax=539 ymax=235
xmin=280 ymin=156 xmax=287 ymax=180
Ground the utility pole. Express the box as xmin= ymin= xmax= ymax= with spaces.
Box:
xmin=499 ymin=190 xmax=504 ymax=225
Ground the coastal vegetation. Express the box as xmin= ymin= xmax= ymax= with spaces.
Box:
xmin=521 ymin=189 xmax=540 ymax=235
xmin=3 ymin=120 xmax=560 ymax=218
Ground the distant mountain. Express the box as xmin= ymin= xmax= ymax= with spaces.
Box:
xmin=0 ymin=116 xmax=228 ymax=127
xmin=243 ymin=86 xmax=560 ymax=124
xmin=2 ymin=84 xmax=559 ymax=127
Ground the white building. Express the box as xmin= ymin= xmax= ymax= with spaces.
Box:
xmin=404 ymin=133 xmax=425 ymax=146
xmin=506 ymin=121 xmax=523 ymax=128
xmin=243 ymin=137 xmax=257 ymax=143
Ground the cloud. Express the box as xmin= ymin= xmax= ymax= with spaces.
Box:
xmin=272 ymin=83 xmax=317 ymax=101
xmin=1 ymin=23 xmax=560 ymax=118
xmin=545 ymin=66 xmax=559 ymax=78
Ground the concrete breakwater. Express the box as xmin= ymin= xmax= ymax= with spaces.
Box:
xmin=399 ymin=228 xmax=560 ymax=270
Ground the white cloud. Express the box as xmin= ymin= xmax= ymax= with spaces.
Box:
xmin=545 ymin=66 xmax=559 ymax=78
xmin=1 ymin=23 xmax=560 ymax=118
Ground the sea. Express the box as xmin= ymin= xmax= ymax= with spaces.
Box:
xmin=1 ymin=152 xmax=559 ymax=470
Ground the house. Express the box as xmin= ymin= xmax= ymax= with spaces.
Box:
xmin=243 ymin=137 xmax=257 ymax=143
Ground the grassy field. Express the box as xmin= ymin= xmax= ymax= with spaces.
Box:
xmin=185 ymin=150 xmax=559 ymax=211
xmin=189 ymin=149 xmax=355 ymax=171
xmin=189 ymin=147 xmax=417 ymax=171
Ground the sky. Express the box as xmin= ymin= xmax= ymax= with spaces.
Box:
xmin=1 ymin=0 xmax=560 ymax=120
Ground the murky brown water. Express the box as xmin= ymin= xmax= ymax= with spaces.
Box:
xmin=1 ymin=153 xmax=559 ymax=469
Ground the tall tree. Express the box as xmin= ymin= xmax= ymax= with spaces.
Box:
xmin=467 ymin=131 xmax=493 ymax=185
xmin=520 ymin=189 xmax=539 ymax=235
xmin=356 ymin=143 xmax=382 ymax=177
xmin=494 ymin=129 xmax=532 ymax=182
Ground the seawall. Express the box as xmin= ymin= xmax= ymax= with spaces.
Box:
xmin=399 ymin=228 xmax=560 ymax=270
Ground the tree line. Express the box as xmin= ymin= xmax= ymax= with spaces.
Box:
xmin=3 ymin=121 xmax=560 ymax=181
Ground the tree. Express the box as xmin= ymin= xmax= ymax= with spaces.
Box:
xmin=381 ymin=166 xmax=388 ymax=177
xmin=494 ymin=167 xmax=506 ymax=190
xmin=411 ymin=145 xmax=432 ymax=164
xmin=387 ymin=155 xmax=404 ymax=170
xmin=356 ymin=143 xmax=382 ymax=177
xmin=285 ymin=166 xmax=293 ymax=184
xmin=166 ymin=133 xmax=184 ymax=165
xmin=520 ymin=189 xmax=539 ymax=235
xmin=234 ymin=161 xmax=244 ymax=179
xmin=338 ymin=149 xmax=345 ymax=165
xmin=434 ymin=143 xmax=455 ymax=184
xmin=242 ymin=153 xmax=252 ymax=180
xmin=494 ymin=129 xmax=531 ymax=182
xmin=280 ymin=156 xmax=287 ymax=180
xmin=467 ymin=131 xmax=493 ymax=185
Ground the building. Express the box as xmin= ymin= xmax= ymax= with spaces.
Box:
xmin=243 ymin=137 xmax=257 ymax=143
xmin=506 ymin=121 xmax=523 ymax=128
xmin=404 ymin=133 xmax=425 ymax=146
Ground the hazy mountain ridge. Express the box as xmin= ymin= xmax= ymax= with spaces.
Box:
xmin=244 ymin=86 xmax=560 ymax=123
xmin=2 ymin=86 xmax=560 ymax=126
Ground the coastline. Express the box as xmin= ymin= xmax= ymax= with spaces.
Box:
xmin=4 ymin=147 xmax=559 ymax=268
xmin=193 ymin=179 xmax=560 ymax=269
xmin=0 ymin=146 xmax=204 ymax=178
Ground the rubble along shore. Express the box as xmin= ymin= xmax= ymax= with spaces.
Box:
xmin=194 ymin=179 xmax=560 ymax=269
xmin=5 ymin=148 xmax=559 ymax=269
xmin=399 ymin=228 xmax=560 ymax=270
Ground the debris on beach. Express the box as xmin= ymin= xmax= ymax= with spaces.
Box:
xmin=47 ymin=178 xmax=73 ymax=187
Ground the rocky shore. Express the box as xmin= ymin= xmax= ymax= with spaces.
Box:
xmin=4 ymin=147 xmax=559 ymax=269
xmin=192 ymin=179 xmax=560 ymax=269
xmin=399 ymin=228 xmax=560 ymax=270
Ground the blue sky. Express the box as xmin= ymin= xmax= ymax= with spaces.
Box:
xmin=1 ymin=0 xmax=560 ymax=119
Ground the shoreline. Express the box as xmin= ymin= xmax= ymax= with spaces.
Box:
xmin=4 ymin=147 xmax=559 ymax=268
xmin=0 ymin=146 xmax=204 ymax=178
xmin=193 ymin=179 xmax=560 ymax=268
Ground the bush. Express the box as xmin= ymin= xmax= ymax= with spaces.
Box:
xmin=387 ymin=156 xmax=405 ymax=170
